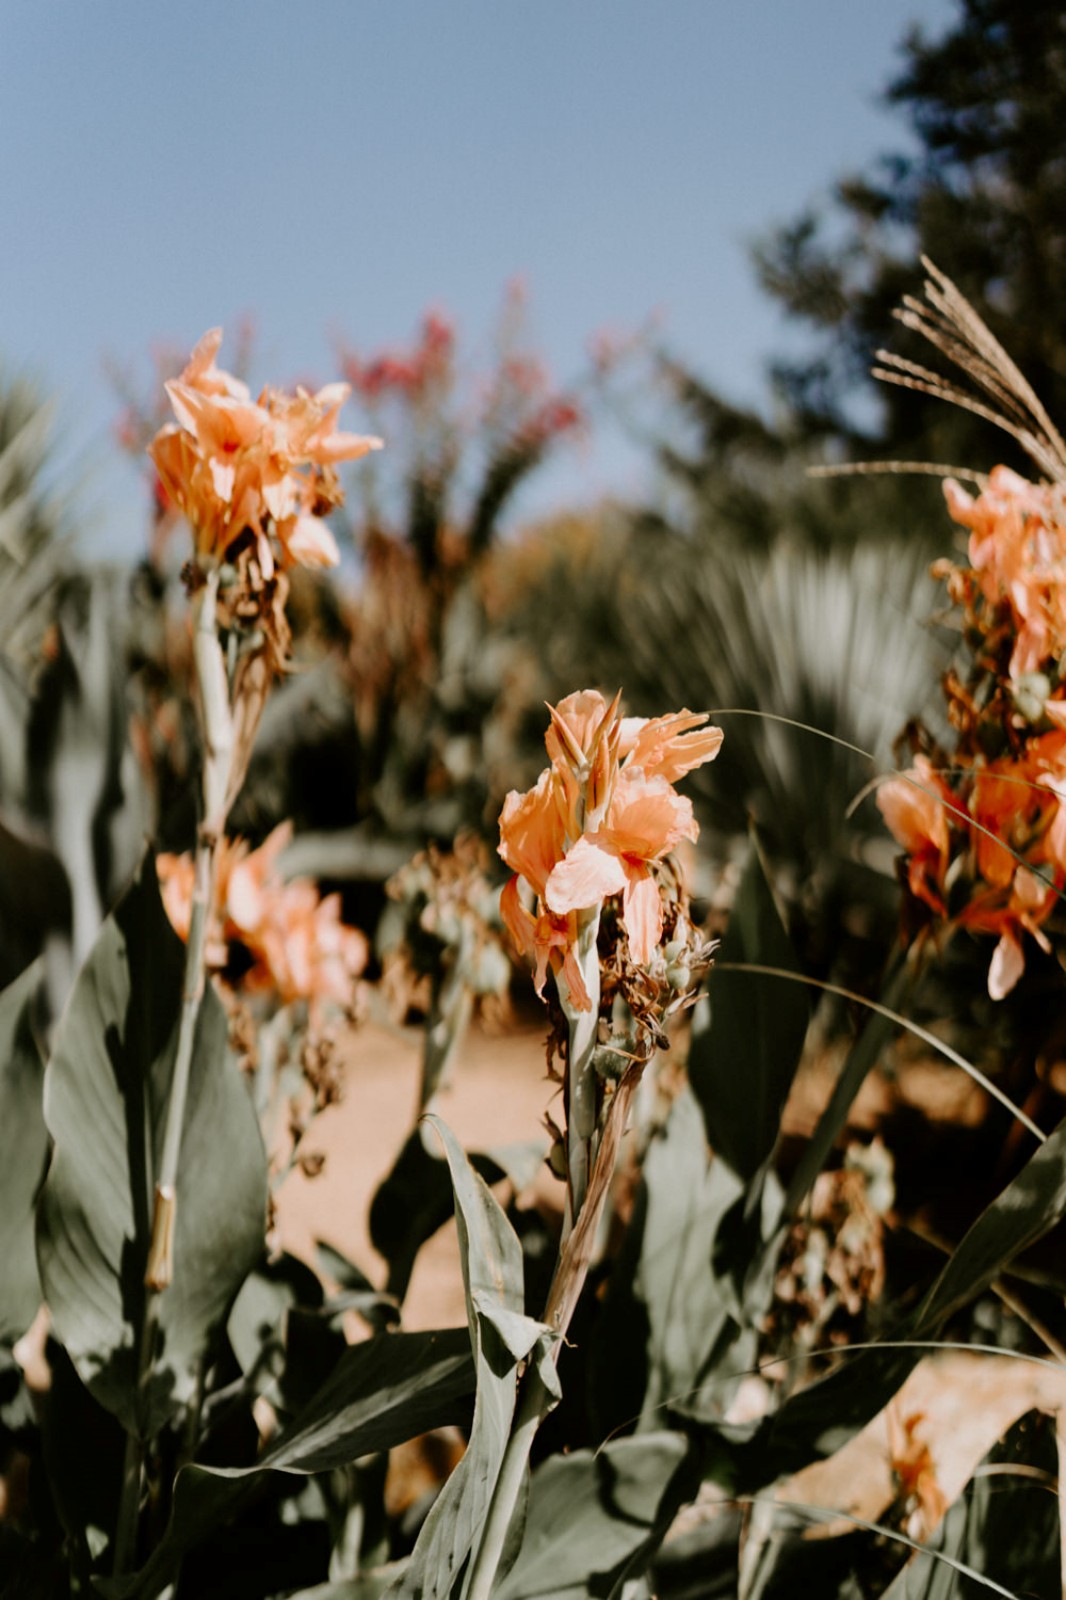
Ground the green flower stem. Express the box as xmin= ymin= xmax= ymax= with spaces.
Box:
xmin=145 ymin=568 xmax=229 ymax=1292
xmin=114 ymin=570 xmax=232 ymax=1575
xmin=465 ymin=1059 xmax=644 ymax=1600
xmin=464 ymin=1363 xmax=553 ymax=1600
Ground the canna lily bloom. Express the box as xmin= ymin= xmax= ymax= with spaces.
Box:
xmin=148 ymin=328 xmax=381 ymax=573
xmin=957 ymin=865 xmax=1057 ymax=1001
xmin=944 ymin=467 xmax=1066 ymax=679
xmin=876 ymin=756 xmax=956 ymax=915
xmin=159 ymin=822 xmax=368 ymax=1010
xmin=544 ymin=769 xmax=698 ymax=963
xmin=499 ymin=690 xmax=722 ymax=997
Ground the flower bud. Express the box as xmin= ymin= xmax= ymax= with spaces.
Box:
xmin=591 ymin=1044 xmax=627 ymax=1081
xmin=665 ymin=956 xmax=691 ymax=991
xmin=1013 ymin=671 xmax=1052 ymax=724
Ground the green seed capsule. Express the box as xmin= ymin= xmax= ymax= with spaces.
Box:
xmin=591 ymin=1045 xmax=627 ymax=1081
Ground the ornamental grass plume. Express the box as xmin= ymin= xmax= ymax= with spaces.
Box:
xmin=873 ymin=265 xmax=1066 ymax=999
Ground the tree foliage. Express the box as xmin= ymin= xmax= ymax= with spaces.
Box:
xmin=754 ymin=0 xmax=1066 ymax=458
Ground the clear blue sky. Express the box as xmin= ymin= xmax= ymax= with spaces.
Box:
xmin=3 ymin=0 xmax=956 ymax=555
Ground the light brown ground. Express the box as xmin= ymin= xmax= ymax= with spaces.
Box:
xmin=276 ymin=1014 xmax=555 ymax=1330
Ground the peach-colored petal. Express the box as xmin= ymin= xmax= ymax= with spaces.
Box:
xmin=545 ymin=689 xmax=607 ymax=768
xmin=500 ymin=875 xmax=536 ymax=960
xmin=556 ymin=933 xmax=592 ymax=1011
xmin=165 ymin=382 xmax=268 ymax=453
xmin=278 ymin=511 xmax=340 ymax=569
xmin=499 ymin=770 xmax=566 ymax=895
xmin=179 ymin=327 xmax=251 ymax=401
xmin=988 ymin=929 xmax=1025 ymax=1000
xmin=621 ymin=864 xmax=661 ymax=964
xmin=876 ymin=758 xmax=950 ymax=856
xmin=622 ymin=709 xmax=723 ymax=782
xmin=544 ymin=835 xmax=627 ymax=915
xmin=602 ymin=770 xmax=697 ymax=860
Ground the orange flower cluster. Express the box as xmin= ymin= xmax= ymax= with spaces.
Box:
xmin=498 ymin=690 xmax=723 ymax=1008
xmin=158 ymin=823 xmax=368 ymax=1010
xmin=879 ymin=468 xmax=1066 ymax=998
xmin=148 ymin=328 xmax=381 ymax=572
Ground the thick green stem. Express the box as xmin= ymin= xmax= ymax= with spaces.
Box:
xmin=145 ymin=833 xmax=215 ymax=1291
xmin=113 ymin=572 xmax=231 ymax=1575
xmin=463 ymin=1364 xmax=553 ymax=1600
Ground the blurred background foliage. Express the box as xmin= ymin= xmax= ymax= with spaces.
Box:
xmin=2 ymin=0 xmax=1065 ymax=1009
xmin=5 ymin=3 xmax=1066 ymax=1590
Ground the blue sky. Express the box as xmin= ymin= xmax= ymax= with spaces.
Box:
xmin=3 ymin=0 xmax=956 ymax=555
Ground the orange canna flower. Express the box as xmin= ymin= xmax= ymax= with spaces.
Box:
xmin=159 ymin=822 xmax=368 ymax=1010
xmin=498 ymin=690 xmax=722 ymax=998
xmin=148 ymin=328 xmax=381 ymax=573
xmin=944 ymin=467 xmax=1066 ymax=679
xmin=544 ymin=769 xmax=698 ymax=963
xmin=876 ymin=757 xmax=955 ymax=915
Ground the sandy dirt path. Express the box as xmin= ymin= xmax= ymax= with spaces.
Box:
xmin=275 ymin=1015 xmax=555 ymax=1330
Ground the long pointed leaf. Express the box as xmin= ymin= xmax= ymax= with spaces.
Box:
xmin=0 ymin=961 xmax=47 ymax=1341
xmin=36 ymin=852 xmax=267 ymax=1435
xmin=101 ymin=1326 xmax=474 ymax=1600
xmin=387 ymin=1115 xmax=557 ymax=1600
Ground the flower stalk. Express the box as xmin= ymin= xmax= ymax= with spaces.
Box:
xmin=472 ymin=690 xmax=723 ymax=1600
xmin=113 ymin=326 xmax=380 ymax=1575
xmin=146 ymin=568 xmax=229 ymax=1292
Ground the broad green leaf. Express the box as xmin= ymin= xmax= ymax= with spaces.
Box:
xmin=316 ymin=1239 xmax=400 ymax=1332
xmin=689 ymin=843 xmax=808 ymax=1182
xmin=227 ymin=1251 xmax=325 ymax=1381
xmin=39 ymin=1340 xmax=127 ymax=1576
xmin=36 ymin=851 xmax=268 ymax=1435
xmin=636 ymin=1088 xmax=743 ymax=1424
xmin=369 ymin=1127 xmax=511 ymax=1303
xmin=100 ymin=1326 xmax=474 ymax=1600
xmin=494 ymin=1433 xmax=697 ymax=1599
xmin=881 ymin=1409 xmax=1060 ymax=1598
xmin=0 ymin=961 xmax=47 ymax=1341
xmin=386 ymin=1114 xmax=557 ymax=1600
xmin=369 ymin=1127 xmax=461 ymax=1301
